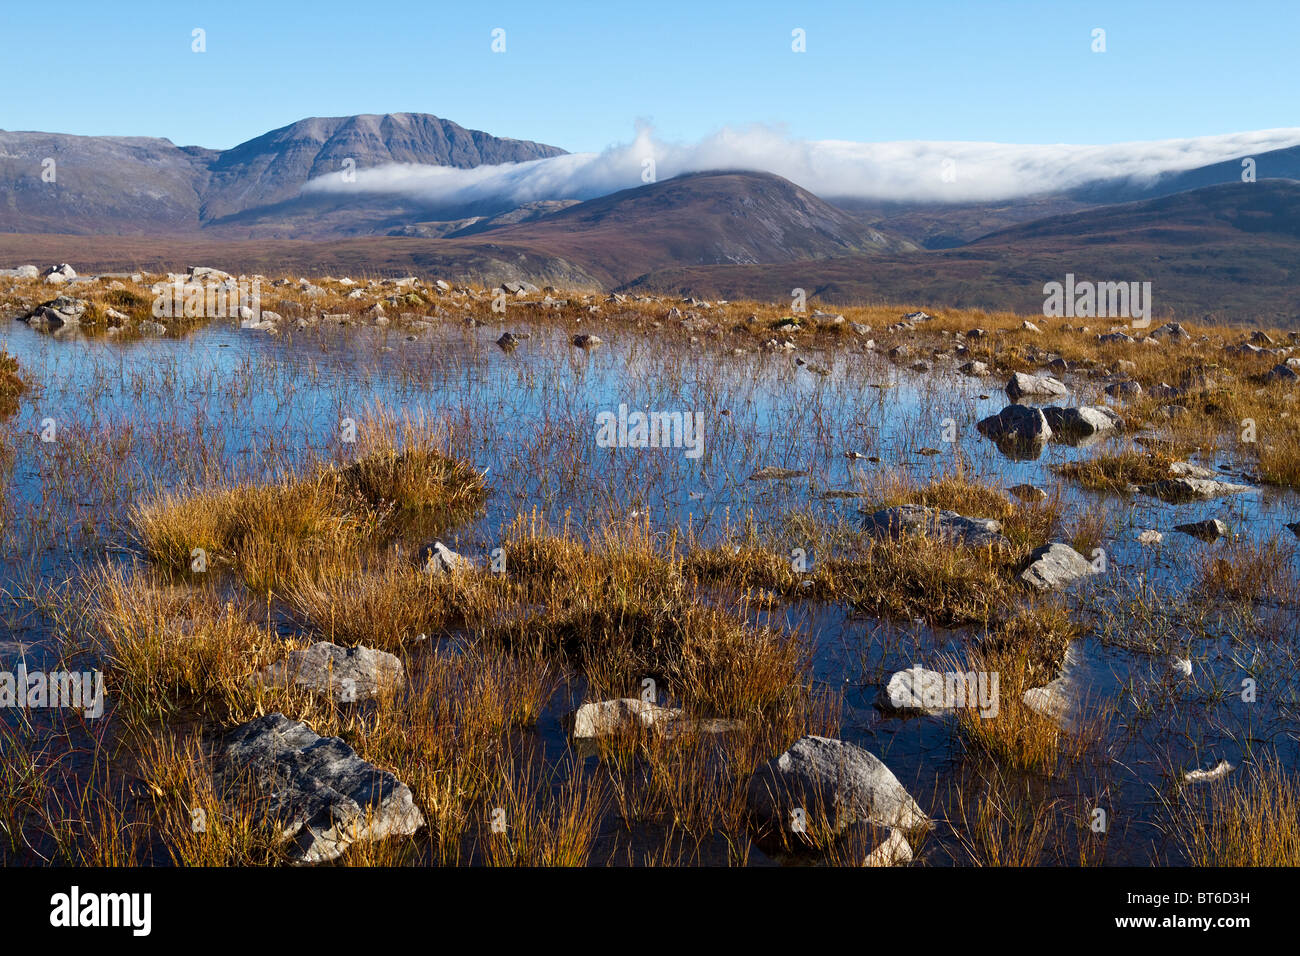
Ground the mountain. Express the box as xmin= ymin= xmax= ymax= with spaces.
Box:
xmin=450 ymin=171 xmax=917 ymax=281
xmin=0 ymin=113 xmax=565 ymax=236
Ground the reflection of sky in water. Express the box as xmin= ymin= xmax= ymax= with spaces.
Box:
xmin=1 ymin=316 xmax=1296 ymax=865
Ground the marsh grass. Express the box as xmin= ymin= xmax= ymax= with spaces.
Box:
xmin=1177 ymin=756 xmax=1300 ymax=865
xmin=1194 ymin=535 xmax=1298 ymax=603
xmin=1053 ymin=449 xmax=1179 ymax=492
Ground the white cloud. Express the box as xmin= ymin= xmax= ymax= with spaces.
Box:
xmin=301 ymin=124 xmax=1300 ymax=206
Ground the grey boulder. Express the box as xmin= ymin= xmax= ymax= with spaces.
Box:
xmin=746 ymin=735 xmax=927 ymax=835
xmin=217 ymin=713 xmax=424 ymax=865
xmin=1020 ymin=542 xmax=1100 ymax=591
xmin=1005 ymin=372 xmax=1068 ymax=400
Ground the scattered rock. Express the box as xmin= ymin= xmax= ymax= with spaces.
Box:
xmin=420 ymin=541 xmax=470 ymax=574
xmin=24 ymin=295 xmax=87 ymax=330
xmin=1009 ymin=483 xmax=1048 ymax=502
xmin=1041 ymin=405 xmax=1122 ymax=438
xmin=572 ymin=698 xmax=681 ymax=738
xmin=876 ymin=666 xmax=958 ymax=716
xmin=41 ymin=263 xmax=77 ymax=285
xmin=1021 ymin=642 xmax=1106 ymax=731
xmin=1181 ymin=759 xmax=1235 ymax=785
xmin=1148 ymin=322 xmax=1191 ymax=343
xmin=1140 ymin=476 xmax=1252 ymax=503
xmin=1006 ymin=372 xmax=1068 ymax=400
xmin=977 ymin=404 xmax=1053 ymax=444
xmin=1019 ymin=542 xmax=1100 ymax=591
xmin=748 ymin=466 xmax=808 ymax=480
xmin=1104 ymin=380 xmax=1143 ymax=399
xmin=1173 ymin=518 xmax=1229 ymax=541
xmin=864 ymin=828 xmax=914 ymax=867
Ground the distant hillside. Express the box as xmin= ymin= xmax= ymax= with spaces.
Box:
xmin=620 ymin=181 xmax=1300 ymax=325
xmin=0 ymin=171 xmax=916 ymax=288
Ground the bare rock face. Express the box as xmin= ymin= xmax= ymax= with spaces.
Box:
xmin=746 ymin=735 xmax=928 ymax=836
xmin=258 ymin=642 xmax=405 ymax=704
xmin=217 ymin=713 xmax=424 ymax=865
xmin=860 ymin=504 xmax=1009 ymax=549
xmin=1020 ymin=542 xmax=1100 ymax=592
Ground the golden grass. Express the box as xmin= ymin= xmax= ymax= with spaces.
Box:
xmin=1194 ymin=536 xmax=1298 ymax=603
xmin=1178 ymin=757 xmax=1300 ymax=866
xmin=130 ymin=412 xmax=486 ymax=592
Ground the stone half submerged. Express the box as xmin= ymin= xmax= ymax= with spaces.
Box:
xmin=860 ymin=503 xmax=1009 ymax=549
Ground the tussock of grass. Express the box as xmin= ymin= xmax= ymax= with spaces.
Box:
xmin=87 ymin=566 xmax=326 ymax=727
xmin=131 ymin=412 xmax=486 ymax=591
xmin=957 ymin=606 xmax=1095 ymax=776
xmin=284 ymin=558 xmax=508 ymax=651
xmin=1053 ymin=449 xmax=1178 ymax=492
xmin=0 ymin=351 xmax=26 ymax=417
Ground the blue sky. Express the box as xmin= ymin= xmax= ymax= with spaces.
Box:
xmin=1 ymin=0 xmax=1295 ymax=152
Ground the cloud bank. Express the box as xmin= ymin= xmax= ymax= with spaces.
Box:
xmin=302 ymin=124 xmax=1300 ymax=206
